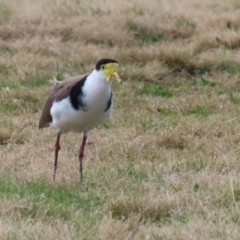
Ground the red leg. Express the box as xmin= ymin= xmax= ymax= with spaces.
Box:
xmin=53 ymin=132 xmax=61 ymax=181
xmin=79 ymin=135 xmax=87 ymax=181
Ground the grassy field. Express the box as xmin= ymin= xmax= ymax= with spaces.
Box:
xmin=1 ymin=0 xmax=240 ymax=239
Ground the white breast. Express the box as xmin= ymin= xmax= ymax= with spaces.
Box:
xmin=50 ymin=70 xmax=112 ymax=134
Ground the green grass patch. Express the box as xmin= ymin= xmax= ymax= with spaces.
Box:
xmin=0 ymin=103 xmax=20 ymax=113
xmin=90 ymin=7 xmax=103 ymax=16
xmin=0 ymin=75 xmax=53 ymax=89
xmin=193 ymin=183 xmax=200 ymax=192
xmin=175 ymin=16 xmax=196 ymax=29
xmin=132 ymin=4 xmax=147 ymax=16
xmin=186 ymin=154 xmax=212 ymax=172
xmin=137 ymin=83 xmax=173 ymax=98
xmin=60 ymin=27 xmax=74 ymax=42
xmin=0 ymin=46 xmax=17 ymax=56
xmin=110 ymin=197 xmax=188 ymax=225
xmin=194 ymin=78 xmax=218 ymax=87
xmin=158 ymin=108 xmax=178 ymax=116
xmin=216 ymin=36 xmax=240 ymax=50
xmin=0 ymin=63 xmax=10 ymax=75
xmin=110 ymin=199 xmax=172 ymax=224
xmin=214 ymin=186 xmax=240 ymax=207
xmin=232 ymin=214 xmax=240 ymax=223
xmin=99 ymin=119 xmax=113 ymax=129
xmin=220 ymin=62 xmax=240 ymax=75
xmin=127 ymin=21 xmax=164 ymax=44
xmin=55 ymin=72 xmax=64 ymax=81
xmin=229 ymin=90 xmax=239 ymax=104
xmin=0 ymin=174 xmax=104 ymax=222
xmin=184 ymin=105 xmax=215 ymax=116
xmin=86 ymin=37 xmax=114 ymax=46
xmin=0 ymin=4 xmax=11 ymax=21
xmin=225 ymin=65 xmax=240 ymax=75
xmin=117 ymin=164 xmax=149 ymax=183
xmin=20 ymin=76 xmax=50 ymax=88
xmin=0 ymin=77 xmax=19 ymax=89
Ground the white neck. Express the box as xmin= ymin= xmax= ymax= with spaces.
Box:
xmin=88 ymin=69 xmax=112 ymax=86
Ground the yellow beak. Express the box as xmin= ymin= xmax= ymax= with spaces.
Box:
xmin=104 ymin=63 xmax=122 ymax=84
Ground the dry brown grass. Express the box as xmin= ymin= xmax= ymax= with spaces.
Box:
xmin=1 ymin=0 xmax=240 ymax=239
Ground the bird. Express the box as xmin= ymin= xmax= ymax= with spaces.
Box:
xmin=39 ymin=58 xmax=122 ymax=181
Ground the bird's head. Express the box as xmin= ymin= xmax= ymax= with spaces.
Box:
xmin=96 ymin=58 xmax=122 ymax=84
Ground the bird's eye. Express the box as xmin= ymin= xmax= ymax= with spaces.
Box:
xmin=101 ymin=65 xmax=105 ymax=70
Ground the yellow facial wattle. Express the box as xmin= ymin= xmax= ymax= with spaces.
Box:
xmin=103 ymin=63 xmax=122 ymax=83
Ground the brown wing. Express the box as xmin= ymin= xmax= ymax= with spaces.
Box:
xmin=39 ymin=74 xmax=88 ymax=129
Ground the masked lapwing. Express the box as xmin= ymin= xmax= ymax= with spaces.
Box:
xmin=39 ymin=58 xmax=122 ymax=181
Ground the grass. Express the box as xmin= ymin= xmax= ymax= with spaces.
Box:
xmin=1 ymin=0 xmax=240 ymax=239
xmin=0 ymin=4 xmax=11 ymax=21
xmin=136 ymin=83 xmax=173 ymax=98
xmin=127 ymin=21 xmax=164 ymax=45
xmin=0 ymin=174 xmax=103 ymax=221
